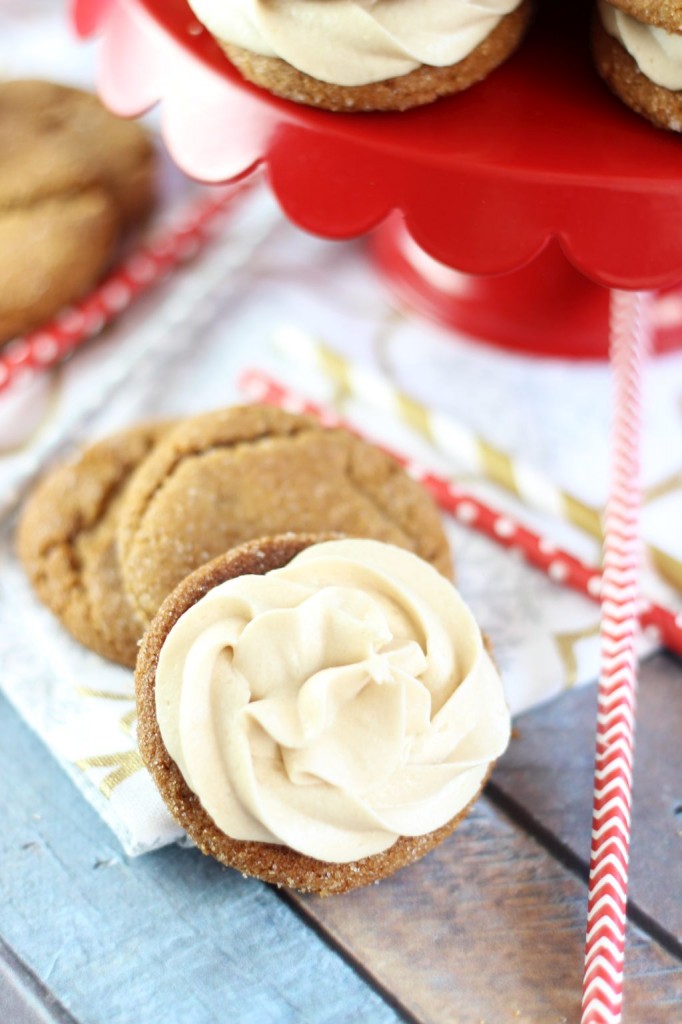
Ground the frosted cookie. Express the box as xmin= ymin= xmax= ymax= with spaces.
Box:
xmin=117 ymin=404 xmax=453 ymax=625
xmin=0 ymin=80 xmax=156 ymax=343
xmin=135 ymin=534 xmax=511 ymax=895
xmin=187 ymin=0 xmax=534 ymax=112
xmin=18 ymin=422 xmax=172 ymax=667
xmin=593 ymin=1 xmax=682 ymax=131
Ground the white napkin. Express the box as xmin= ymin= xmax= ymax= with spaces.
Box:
xmin=2 ymin=198 xmax=681 ymax=856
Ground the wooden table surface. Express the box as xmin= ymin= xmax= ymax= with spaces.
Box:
xmin=1 ymin=652 xmax=680 ymax=1024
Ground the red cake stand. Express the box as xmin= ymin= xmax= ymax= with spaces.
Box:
xmin=72 ymin=0 xmax=682 ymax=355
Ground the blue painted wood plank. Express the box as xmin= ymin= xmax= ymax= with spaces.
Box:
xmin=0 ymin=693 xmax=400 ymax=1024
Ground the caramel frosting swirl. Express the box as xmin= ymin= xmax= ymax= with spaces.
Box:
xmin=599 ymin=1 xmax=682 ymax=91
xmin=188 ymin=0 xmax=524 ymax=87
xmin=156 ymin=539 xmax=510 ymax=863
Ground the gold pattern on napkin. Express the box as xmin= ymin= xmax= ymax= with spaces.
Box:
xmin=75 ymin=750 xmax=144 ymax=799
xmin=74 ymin=686 xmax=142 ymax=796
xmin=554 ymin=623 xmax=601 ymax=689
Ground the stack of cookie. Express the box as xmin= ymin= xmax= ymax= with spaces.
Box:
xmin=18 ymin=403 xmax=452 ymax=667
xmin=0 ymin=79 xmax=156 ymax=344
xmin=18 ymin=403 xmax=511 ymax=894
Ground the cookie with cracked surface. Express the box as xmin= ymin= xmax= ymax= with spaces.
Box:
xmin=17 ymin=421 xmax=173 ymax=667
xmin=0 ymin=79 xmax=156 ymax=343
xmin=135 ymin=534 xmax=504 ymax=895
xmin=117 ymin=404 xmax=452 ymax=626
xmin=194 ymin=1 xmax=533 ymax=113
xmin=594 ymin=1 xmax=682 ymax=131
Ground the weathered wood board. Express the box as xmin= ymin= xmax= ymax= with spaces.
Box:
xmin=491 ymin=653 xmax=682 ymax=947
xmin=0 ymin=694 xmax=399 ymax=1024
xmin=294 ymin=799 xmax=682 ymax=1024
xmin=2 ymin=658 xmax=681 ymax=1023
xmin=291 ymin=655 xmax=682 ymax=1023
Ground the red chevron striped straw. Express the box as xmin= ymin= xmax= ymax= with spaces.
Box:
xmin=237 ymin=369 xmax=682 ymax=660
xmin=581 ymin=291 xmax=650 ymax=1024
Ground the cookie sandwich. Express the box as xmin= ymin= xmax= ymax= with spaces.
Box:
xmin=187 ymin=0 xmax=534 ymax=112
xmin=136 ymin=534 xmax=511 ymax=894
xmin=593 ymin=1 xmax=682 ymax=131
xmin=0 ymin=79 xmax=156 ymax=343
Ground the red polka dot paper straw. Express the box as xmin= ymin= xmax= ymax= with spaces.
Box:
xmin=0 ymin=185 xmax=245 ymax=396
xmin=581 ymin=291 xmax=650 ymax=1024
xmin=274 ymin=325 xmax=682 ymax=596
xmin=237 ymin=368 xmax=682 ymax=665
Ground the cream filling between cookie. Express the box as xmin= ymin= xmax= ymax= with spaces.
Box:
xmin=156 ymin=538 xmax=510 ymax=863
xmin=599 ymin=1 xmax=682 ymax=91
xmin=187 ymin=0 xmax=524 ymax=87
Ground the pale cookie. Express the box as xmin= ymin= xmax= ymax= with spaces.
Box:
xmin=18 ymin=422 xmax=173 ymax=667
xmin=0 ymin=79 xmax=156 ymax=342
xmin=607 ymin=0 xmax=682 ymax=32
xmin=118 ymin=404 xmax=453 ymax=625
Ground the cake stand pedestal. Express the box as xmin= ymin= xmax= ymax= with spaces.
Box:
xmin=74 ymin=0 xmax=682 ymax=358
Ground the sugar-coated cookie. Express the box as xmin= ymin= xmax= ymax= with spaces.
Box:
xmin=594 ymin=1 xmax=682 ymax=131
xmin=0 ymin=80 xmax=156 ymax=342
xmin=118 ymin=404 xmax=453 ymax=625
xmin=188 ymin=0 xmax=534 ymax=112
xmin=136 ymin=534 xmax=510 ymax=895
xmin=18 ymin=422 xmax=172 ymax=667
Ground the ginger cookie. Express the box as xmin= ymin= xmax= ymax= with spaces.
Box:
xmin=136 ymin=535 xmax=510 ymax=895
xmin=594 ymin=2 xmax=682 ymax=131
xmin=604 ymin=0 xmax=682 ymax=28
xmin=18 ymin=422 xmax=173 ymax=667
xmin=0 ymin=79 xmax=156 ymax=343
xmin=188 ymin=0 xmax=533 ymax=113
xmin=117 ymin=404 xmax=453 ymax=625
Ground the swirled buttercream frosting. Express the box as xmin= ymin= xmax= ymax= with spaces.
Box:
xmin=156 ymin=538 xmax=510 ymax=863
xmin=599 ymin=1 xmax=682 ymax=91
xmin=187 ymin=0 xmax=525 ymax=87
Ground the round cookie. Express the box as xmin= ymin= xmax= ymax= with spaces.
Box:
xmin=0 ymin=195 xmax=118 ymax=345
xmin=17 ymin=422 xmax=173 ymax=667
xmin=200 ymin=2 xmax=534 ymax=113
xmin=606 ymin=0 xmax=682 ymax=31
xmin=593 ymin=3 xmax=682 ymax=131
xmin=117 ymin=404 xmax=453 ymax=625
xmin=135 ymin=534 xmax=496 ymax=896
xmin=0 ymin=79 xmax=156 ymax=342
